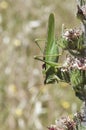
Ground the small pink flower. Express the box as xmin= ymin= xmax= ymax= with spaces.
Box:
xmin=48 ymin=125 xmax=57 ymax=130
xmin=62 ymin=55 xmax=86 ymax=71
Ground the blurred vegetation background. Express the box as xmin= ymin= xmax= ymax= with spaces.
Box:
xmin=0 ymin=0 xmax=82 ymax=130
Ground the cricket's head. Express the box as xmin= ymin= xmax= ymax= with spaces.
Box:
xmin=44 ymin=66 xmax=57 ymax=84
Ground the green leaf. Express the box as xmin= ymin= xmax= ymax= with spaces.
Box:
xmin=70 ymin=69 xmax=86 ymax=101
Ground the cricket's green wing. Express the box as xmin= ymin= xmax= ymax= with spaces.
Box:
xmin=45 ymin=13 xmax=59 ymax=69
xmin=44 ymin=13 xmax=59 ymax=84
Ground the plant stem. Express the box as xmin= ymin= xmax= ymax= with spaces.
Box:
xmin=82 ymin=22 xmax=86 ymax=45
xmin=81 ymin=101 xmax=86 ymax=127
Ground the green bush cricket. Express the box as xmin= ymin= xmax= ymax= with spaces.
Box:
xmin=34 ymin=13 xmax=61 ymax=84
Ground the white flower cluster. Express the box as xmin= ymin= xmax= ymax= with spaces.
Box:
xmin=62 ymin=55 xmax=86 ymax=71
xmin=62 ymin=28 xmax=82 ymax=41
xmin=48 ymin=116 xmax=76 ymax=130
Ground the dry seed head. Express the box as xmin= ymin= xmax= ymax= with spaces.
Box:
xmin=63 ymin=28 xmax=82 ymax=41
